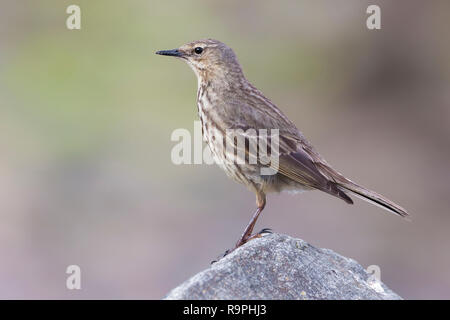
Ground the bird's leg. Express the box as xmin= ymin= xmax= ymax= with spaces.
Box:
xmin=212 ymin=207 xmax=263 ymax=263
xmin=211 ymin=193 xmax=266 ymax=263
xmin=234 ymin=206 xmax=264 ymax=248
xmin=234 ymin=192 xmax=266 ymax=248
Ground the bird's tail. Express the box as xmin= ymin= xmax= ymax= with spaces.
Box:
xmin=336 ymin=180 xmax=408 ymax=218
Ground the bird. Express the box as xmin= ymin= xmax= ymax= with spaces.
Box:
xmin=156 ymin=39 xmax=408 ymax=255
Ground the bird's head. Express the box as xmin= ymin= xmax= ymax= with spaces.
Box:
xmin=156 ymin=39 xmax=243 ymax=82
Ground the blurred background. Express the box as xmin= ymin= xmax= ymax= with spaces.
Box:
xmin=0 ymin=0 xmax=449 ymax=299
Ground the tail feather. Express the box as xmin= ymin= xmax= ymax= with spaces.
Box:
xmin=336 ymin=180 xmax=408 ymax=218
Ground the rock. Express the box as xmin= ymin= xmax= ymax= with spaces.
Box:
xmin=164 ymin=233 xmax=402 ymax=300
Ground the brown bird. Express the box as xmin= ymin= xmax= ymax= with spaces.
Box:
xmin=156 ymin=39 xmax=408 ymax=254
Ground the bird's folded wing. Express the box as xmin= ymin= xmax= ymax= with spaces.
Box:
xmin=276 ymin=149 xmax=328 ymax=189
xmin=277 ymin=132 xmax=349 ymax=184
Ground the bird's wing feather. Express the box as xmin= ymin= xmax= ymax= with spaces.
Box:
xmin=283 ymin=133 xmax=408 ymax=217
xmin=222 ymin=90 xmax=407 ymax=216
xmin=276 ymin=147 xmax=354 ymax=204
xmin=223 ymin=94 xmax=353 ymax=203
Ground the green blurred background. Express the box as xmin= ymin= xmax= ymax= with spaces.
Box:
xmin=1 ymin=0 xmax=449 ymax=299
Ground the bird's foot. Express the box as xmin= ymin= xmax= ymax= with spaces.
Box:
xmin=256 ymin=228 xmax=273 ymax=236
xmin=210 ymin=228 xmax=273 ymax=264
xmin=242 ymin=227 xmax=274 ymax=241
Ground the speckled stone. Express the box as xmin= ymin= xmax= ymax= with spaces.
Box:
xmin=164 ymin=233 xmax=402 ymax=300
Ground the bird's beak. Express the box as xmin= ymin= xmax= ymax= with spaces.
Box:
xmin=155 ymin=49 xmax=184 ymax=57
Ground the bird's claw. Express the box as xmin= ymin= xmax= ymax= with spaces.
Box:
xmin=211 ymin=249 xmax=231 ymax=264
xmin=211 ymin=229 xmax=273 ymax=264
xmin=258 ymin=228 xmax=273 ymax=235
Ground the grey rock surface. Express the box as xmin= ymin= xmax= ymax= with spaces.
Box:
xmin=165 ymin=233 xmax=402 ymax=300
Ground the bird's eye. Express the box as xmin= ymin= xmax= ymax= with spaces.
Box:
xmin=194 ymin=47 xmax=203 ymax=54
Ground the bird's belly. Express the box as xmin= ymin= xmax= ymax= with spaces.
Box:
xmin=200 ymin=119 xmax=259 ymax=186
xmin=197 ymin=98 xmax=269 ymax=189
xmin=204 ymin=130 xmax=252 ymax=184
